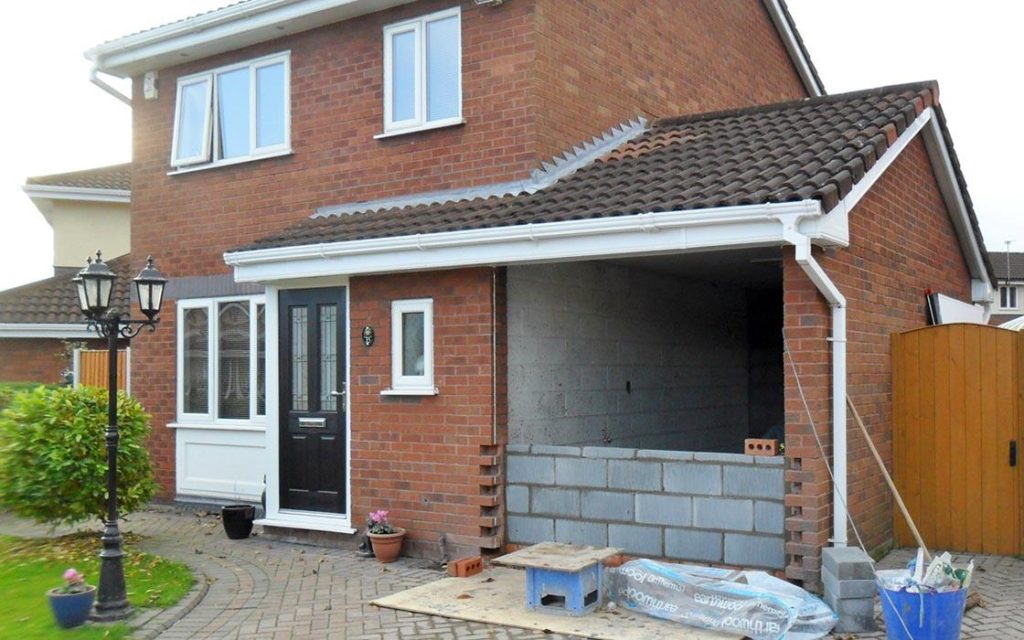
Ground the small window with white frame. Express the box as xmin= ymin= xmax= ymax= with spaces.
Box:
xmin=999 ymin=285 xmax=1019 ymax=311
xmin=381 ymin=7 xmax=462 ymax=135
xmin=171 ymin=52 xmax=290 ymax=170
xmin=387 ymin=298 xmax=435 ymax=394
xmin=178 ymin=296 xmax=267 ymax=423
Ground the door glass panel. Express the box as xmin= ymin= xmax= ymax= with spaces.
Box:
xmin=290 ymin=306 xmax=308 ymax=410
xmin=426 ymin=15 xmax=459 ymax=121
xmin=256 ymin=304 xmax=266 ymax=416
xmin=218 ymin=302 xmax=250 ymax=419
xmin=217 ymin=68 xmax=250 ymax=159
xmin=183 ymin=307 xmax=209 ymax=413
xmin=402 ymin=311 xmax=425 ymax=376
xmin=319 ymin=304 xmax=338 ymax=411
xmin=391 ymin=29 xmax=416 ymax=122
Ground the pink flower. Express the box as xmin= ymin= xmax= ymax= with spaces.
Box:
xmin=63 ymin=568 xmax=84 ymax=585
xmin=370 ymin=509 xmax=389 ymax=524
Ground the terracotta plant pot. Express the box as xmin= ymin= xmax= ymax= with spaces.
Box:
xmin=368 ymin=527 xmax=406 ymax=563
xmin=47 ymin=586 xmax=96 ymax=629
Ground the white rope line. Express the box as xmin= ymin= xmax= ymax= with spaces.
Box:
xmin=782 ymin=330 xmax=915 ymax=639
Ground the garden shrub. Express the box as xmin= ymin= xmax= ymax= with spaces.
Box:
xmin=0 ymin=383 xmax=55 ymax=413
xmin=0 ymin=386 xmax=157 ymax=525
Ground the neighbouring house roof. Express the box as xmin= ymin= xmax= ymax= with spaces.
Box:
xmin=235 ymin=82 xmax=989 ymax=283
xmin=0 ymin=256 xmax=133 ymax=326
xmin=25 ymin=164 xmax=131 ymax=192
xmin=989 ymin=252 xmax=1024 ymax=281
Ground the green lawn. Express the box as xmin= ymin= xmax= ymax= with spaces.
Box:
xmin=0 ymin=532 xmax=194 ymax=639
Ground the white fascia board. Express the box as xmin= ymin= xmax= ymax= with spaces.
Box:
xmin=761 ymin=0 xmax=824 ymax=97
xmin=0 ymin=323 xmax=95 ymax=339
xmin=225 ymin=200 xmax=826 ymax=282
xmin=87 ymin=0 xmax=416 ymax=78
xmin=22 ymin=184 xmax=131 ymax=204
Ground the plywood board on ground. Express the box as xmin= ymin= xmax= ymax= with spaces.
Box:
xmin=492 ymin=542 xmax=622 ymax=572
xmin=372 ymin=567 xmax=739 ymax=640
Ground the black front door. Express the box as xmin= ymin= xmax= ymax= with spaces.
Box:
xmin=279 ymin=288 xmax=346 ymax=513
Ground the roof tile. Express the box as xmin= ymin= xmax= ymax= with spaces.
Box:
xmin=0 ymin=256 xmax=134 ymax=325
xmin=25 ymin=164 xmax=131 ymax=192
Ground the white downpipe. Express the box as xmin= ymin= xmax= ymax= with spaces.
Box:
xmin=90 ymin=67 xmax=132 ymax=106
xmin=778 ymin=213 xmax=849 ymax=548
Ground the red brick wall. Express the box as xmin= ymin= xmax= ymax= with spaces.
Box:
xmin=783 ymin=136 xmax=973 ymax=587
xmin=533 ymin=0 xmax=808 ymax=159
xmin=349 ymin=268 xmax=502 ymax=556
xmin=0 ymin=339 xmax=69 ymax=383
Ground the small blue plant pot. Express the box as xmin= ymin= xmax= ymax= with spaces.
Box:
xmin=47 ymin=586 xmax=96 ymax=629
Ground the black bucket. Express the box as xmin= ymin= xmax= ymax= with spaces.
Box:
xmin=221 ymin=504 xmax=255 ymax=539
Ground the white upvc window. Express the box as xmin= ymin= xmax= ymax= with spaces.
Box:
xmin=177 ymin=296 xmax=267 ymax=424
xmin=999 ymin=285 xmax=1020 ymax=311
xmin=381 ymin=7 xmax=462 ymax=135
xmin=170 ymin=52 xmax=290 ymax=170
xmin=386 ymin=298 xmax=435 ymax=394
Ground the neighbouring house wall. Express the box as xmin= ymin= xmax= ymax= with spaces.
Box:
xmin=0 ymin=338 xmax=70 ymax=383
xmin=349 ymin=268 xmax=503 ymax=557
xmin=506 ymin=445 xmax=785 ymax=569
xmin=507 ymin=262 xmax=749 ymax=452
xmin=42 ymin=200 xmax=130 ymax=269
xmin=782 ymin=135 xmax=974 ymax=588
xmin=532 ymin=0 xmax=809 ymax=162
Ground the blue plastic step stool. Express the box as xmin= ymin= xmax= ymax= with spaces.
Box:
xmin=493 ymin=542 xmax=622 ymax=617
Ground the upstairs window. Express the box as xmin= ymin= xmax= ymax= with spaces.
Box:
xmin=382 ymin=8 xmax=461 ymax=135
xmin=999 ymin=285 xmax=1019 ymax=311
xmin=171 ymin=53 xmax=290 ymax=169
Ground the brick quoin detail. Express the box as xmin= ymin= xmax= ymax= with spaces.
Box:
xmin=783 ymin=136 xmax=973 ymax=588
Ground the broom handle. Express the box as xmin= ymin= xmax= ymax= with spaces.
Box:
xmin=846 ymin=396 xmax=932 ymax=563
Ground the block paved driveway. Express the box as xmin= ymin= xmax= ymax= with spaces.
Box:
xmin=2 ymin=505 xmax=1022 ymax=639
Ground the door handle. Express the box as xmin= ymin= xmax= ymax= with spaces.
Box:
xmin=330 ymin=382 xmax=347 ymax=398
xmin=1011 ymin=440 xmax=1018 ymax=467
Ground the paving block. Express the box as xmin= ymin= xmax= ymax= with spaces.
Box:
xmin=506 ymin=485 xmax=529 ymax=513
xmin=822 ymin=566 xmax=876 ymax=599
xmin=607 ymin=460 xmax=661 ymax=491
xmin=507 ymin=455 xmax=555 ymax=484
xmin=693 ymin=497 xmax=753 ymax=531
xmin=635 ymin=494 xmax=692 ymax=527
xmin=554 ymin=519 xmax=608 ymax=547
xmin=581 ymin=490 xmax=634 ymax=521
xmin=724 ymin=533 xmax=785 ymax=569
xmin=508 ymin=516 xmax=554 ymax=544
xmin=754 ymin=500 xmax=785 ymax=534
xmin=608 ymin=524 xmax=662 ymax=556
xmin=723 ymin=465 xmax=784 ymax=499
xmin=663 ymin=462 xmax=722 ymax=495
xmin=664 ymin=529 xmax=723 ymax=563
xmin=822 ymin=546 xmax=874 ymax=580
xmin=555 ymin=457 xmax=607 ymax=487
xmin=532 ymin=487 xmax=581 ymax=517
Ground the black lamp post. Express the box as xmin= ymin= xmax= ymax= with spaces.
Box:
xmin=73 ymin=251 xmax=168 ymax=622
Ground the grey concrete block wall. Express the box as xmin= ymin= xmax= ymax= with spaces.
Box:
xmin=507 ymin=446 xmax=785 ymax=569
xmin=507 ymin=262 xmax=752 ymax=452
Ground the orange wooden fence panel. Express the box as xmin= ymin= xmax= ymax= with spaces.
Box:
xmin=77 ymin=350 xmax=128 ymax=391
xmin=892 ymin=323 xmax=1022 ymax=555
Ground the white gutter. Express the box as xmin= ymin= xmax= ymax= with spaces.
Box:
xmin=89 ymin=67 xmax=132 ymax=106
xmin=22 ymin=184 xmax=131 ymax=204
xmin=776 ymin=211 xmax=848 ymax=548
xmin=0 ymin=323 xmax=96 ymax=339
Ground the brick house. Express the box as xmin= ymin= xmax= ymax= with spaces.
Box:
xmin=0 ymin=165 xmax=132 ymax=384
xmin=84 ymin=0 xmax=993 ymax=588
xmin=988 ymin=251 xmax=1024 ymax=327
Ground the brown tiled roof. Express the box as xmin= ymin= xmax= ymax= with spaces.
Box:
xmin=0 ymin=256 xmax=134 ymax=325
xmin=990 ymin=252 xmax=1024 ymax=281
xmin=240 ymin=82 xmax=989 ymax=277
xmin=25 ymin=164 xmax=131 ymax=192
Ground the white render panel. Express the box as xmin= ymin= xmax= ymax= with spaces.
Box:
xmin=175 ymin=427 xmax=266 ymax=501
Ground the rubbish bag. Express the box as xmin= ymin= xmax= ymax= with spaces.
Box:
xmin=607 ymin=559 xmax=836 ymax=640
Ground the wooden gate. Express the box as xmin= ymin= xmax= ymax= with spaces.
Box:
xmin=892 ymin=323 xmax=1022 ymax=555
xmin=76 ymin=350 xmax=128 ymax=391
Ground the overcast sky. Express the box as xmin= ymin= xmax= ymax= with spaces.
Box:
xmin=0 ymin=1 xmax=1020 ymax=291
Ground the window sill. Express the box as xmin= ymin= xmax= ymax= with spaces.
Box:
xmin=380 ymin=386 xmax=439 ymax=396
xmin=374 ymin=118 xmax=464 ymax=140
xmin=167 ymin=148 xmax=293 ymax=176
xmin=168 ymin=421 xmax=267 ymax=432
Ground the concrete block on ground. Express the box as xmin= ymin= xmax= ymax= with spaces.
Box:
xmin=508 ymin=516 xmax=554 ymax=544
xmin=506 ymin=485 xmax=529 ymax=513
xmin=635 ymin=494 xmax=692 ymax=527
xmin=693 ymin=497 xmax=753 ymax=531
xmin=555 ymin=457 xmax=607 ymax=487
xmin=607 ymin=460 xmax=661 ymax=491
xmin=822 ymin=566 xmax=876 ymax=599
xmin=532 ymin=487 xmax=581 ymax=517
xmin=724 ymin=533 xmax=785 ymax=569
xmin=754 ymin=500 xmax=785 ymax=534
xmin=555 ymin=519 xmax=608 ymax=547
xmin=723 ymin=465 xmax=784 ymax=499
xmin=829 ymin=597 xmax=877 ymax=634
xmin=581 ymin=490 xmax=634 ymax=521
xmin=608 ymin=524 xmax=663 ymax=557
xmin=507 ymin=455 xmax=555 ymax=484
xmin=663 ymin=462 xmax=722 ymax=495
xmin=821 ymin=546 xmax=874 ymax=580
xmin=665 ymin=529 xmax=723 ymax=563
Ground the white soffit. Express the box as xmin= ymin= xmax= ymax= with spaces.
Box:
xmin=0 ymin=323 xmax=95 ymax=339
